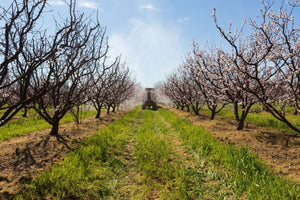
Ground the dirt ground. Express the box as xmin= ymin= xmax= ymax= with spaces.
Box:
xmin=165 ymin=106 xmax=300 ymax=184
xmin=0 ymin=111 xmax=127 ymax=199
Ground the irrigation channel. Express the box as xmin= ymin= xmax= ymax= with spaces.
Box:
xmin=12 ymin=107 xmax=300 ymax=199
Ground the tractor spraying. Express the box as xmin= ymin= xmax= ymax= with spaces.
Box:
xmin=142 ymin=88 xmax=157 ymax=110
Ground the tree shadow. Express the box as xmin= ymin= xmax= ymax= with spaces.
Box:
xmin=11 ymin=133 xmax=73 ymax=169
xmin=11 ymin=143 xmax=38 ymax=167
xmin=257 ymin=130 xmax=300 ymax=147
xmin=55 ymin=134 xmax=72 ymax=150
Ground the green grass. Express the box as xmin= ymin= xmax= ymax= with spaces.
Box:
xmin=15 ymin=107 xmax=141 ymax=200
xmin=136 ymin=110 xmax=215 ymax=199
xmin=0 ymin=107 xmax=36 ymax=117
xmin=135 ymin=111 xmax=170 ymax=182
xmin=159 ymin=108 xmax=300 ymax=199
xmin=15 ymin=108 xmax=207 ymax=199
xmin=246 ymin=112 xmax=300 ymax=131
xmin=135 ymin=110 xmax=193 ymax=198
xmin=199 ymin=105 xmax=300 ymax=133
xmin=14 ymin=107 xmax=299 ymax=199
xmin=0 ymin=110 xmax=97 ymax=141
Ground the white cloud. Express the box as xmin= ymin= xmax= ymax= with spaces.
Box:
xmin=48 ymin=0 xmax=66 ymax=6
xmin=109 ymin=19 xmax=184 ymax=87
xmin=48 ymin=0 xmax=99 ymax=9
xmin=139 ymin=4 xmax=162 ymax=12
xmin=178 ymin=17 xmax=190 ymax=23
xmin=78 ymin=1 xmax=99 ymax=9
xmin=139 ymin=4 xmax=154 ymax=10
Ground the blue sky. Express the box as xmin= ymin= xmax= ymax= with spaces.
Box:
xmin=2 ymin=0 xmax=300 ymax=87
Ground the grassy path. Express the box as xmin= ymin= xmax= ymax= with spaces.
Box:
xmin=15 ymin=107 xmax=299 ymax=199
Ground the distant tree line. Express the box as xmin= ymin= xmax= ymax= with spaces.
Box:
xmin=162 ymin=0 xmax=300 ymax=132
xmin=0 ymin=0 xmax=135 ymax=136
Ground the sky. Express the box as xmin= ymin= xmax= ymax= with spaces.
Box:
xmin=2 ymin=0 xmax=300 ymax=87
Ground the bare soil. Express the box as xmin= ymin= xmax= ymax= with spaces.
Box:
xmin=165 ymin=106 xmax=300 ymax=184
xmin=0 ymin=111 xmax=127 ymax=199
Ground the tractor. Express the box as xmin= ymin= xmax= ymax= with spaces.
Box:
xmin=142 ymin=88 xmax=157 ymax=110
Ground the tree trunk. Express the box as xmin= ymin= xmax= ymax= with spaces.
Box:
xmin=73 ymin=105 xmax=80 ymax=124
xmin=234 ymin=102 xmax=240 ymax=122
xmin=50 ymin=120 xmax=59 ymax=136
xmin=237 ymin=116 xmax=245 ymax=130
xmin=95 ymin=108 xmax=101 ymax=119
xmin=210 ymin=110 xmax=216 ymax=120
xmin=263 ymin=102 xmax=300 ymax=133
xmin=193 ymin=109 xmax=199 ymax=115
xmin=186 ymin=105 xmax=190 ymax=112
xmin=23 ymin=107 xmax=28 ymax=117
xmin=294 ymin=108 xmax=297 ymax=115
xmin=112 ymin=106 xmax=116 ymax=113
xmin=208 ymin=105 xmax=217 ymax=120
xmin=279 ymin=114 xmax=300 ymax=133
xmin=95 ymin=103 xmax=102 ymax=119
xmin=237 ymin=105 xmax=252 ymax=130
xmin=181 ymin=105 xmax=184 ymax=110
xmin=192 ymin=105 xmax=199 ymax=115
xmin=107 ymin=106 xmax=110 ymax=114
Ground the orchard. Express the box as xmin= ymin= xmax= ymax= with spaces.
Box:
xmin=163 ymin=0 xmax=300 ymax=132
xmin=0 ymin=0 xmax=299 ymax=199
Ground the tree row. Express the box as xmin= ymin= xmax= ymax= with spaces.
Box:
xmin=162 ymin=0 xmax=300 ymax=132
xmin=0 ymin=0 xmax=135 ymax=136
